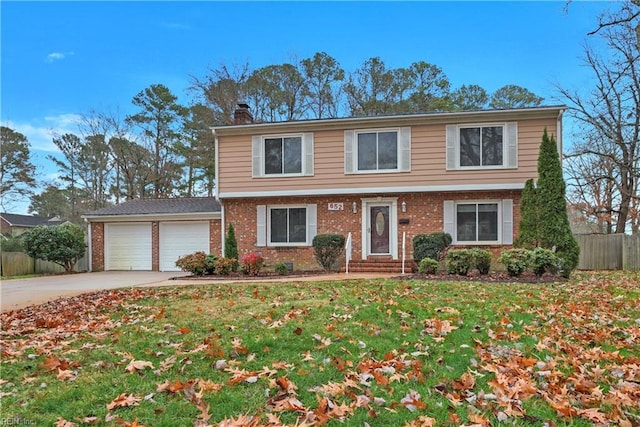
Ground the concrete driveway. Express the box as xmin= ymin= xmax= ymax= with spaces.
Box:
xmin=0 ymin=271 xmax=399 ymax=313
xmin=0 ymin=271 xmax=188 ymax=312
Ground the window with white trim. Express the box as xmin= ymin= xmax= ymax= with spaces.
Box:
xmin=460 ymin=125 xmax=503 ymax=167
xmin=446 ymin=122 xmax=517 ymax=170
xmin=443 ymin=199 xmax=514 ymax=245
xmin=256 ymin=204 xmax=317 ymax=247
xmin=252 ymin=133 xmax=314 ymax=177
xmin=269 ymin=207 xmax=306 ymax=244
xmin=358 ymin=130 xmax=398 ymax=171
xmin=456 ymin=202 xmax=499 ymax=243
xmin=344 ymin=127 xmax=411 ymax=174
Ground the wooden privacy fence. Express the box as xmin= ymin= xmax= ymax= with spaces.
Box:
xmin=0 ymin=251 xmax=89 ymax=277
xmin=575 ymin=234 xmax=640 ymax=270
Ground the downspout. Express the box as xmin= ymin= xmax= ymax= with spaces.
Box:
xmin=85 ymin=218 xmax=92 ymax=272
xmin=557 ymin=108 xmax=564 ymax=165
xmin=213 ymin=129 xmax=225 ymax=257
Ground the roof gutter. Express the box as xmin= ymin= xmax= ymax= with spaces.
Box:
xmin=212 ymin=105 xmax=568 ymax=136
xmin=82 ymin=211 xmax=221 ymax=222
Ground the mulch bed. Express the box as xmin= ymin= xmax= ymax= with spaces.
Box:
xmin=396 ymin=271 xmax=566 ymax=283
xmin=170 ymin=270 xmax=330 ymax=281
xmin=172 ymin=270 xmax=565 ymax=283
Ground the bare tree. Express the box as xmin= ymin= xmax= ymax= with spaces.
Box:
xmin=558 ymin=6 xmax=640 ymax=234
xmin=301 ymin=52 xmax=344 ymax=119
xmin=190 ymin=62 xmax=251 ymax=125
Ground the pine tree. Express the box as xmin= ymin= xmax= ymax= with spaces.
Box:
xmin=516 ymin=178 xmax=540 ymax=248
xmin=536 ymin=128 xmax=580 ymax=277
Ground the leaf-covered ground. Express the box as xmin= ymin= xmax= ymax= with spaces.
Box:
xmin=1 ymin=271 xmax=639 ymax=426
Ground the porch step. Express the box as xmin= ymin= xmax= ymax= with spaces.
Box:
xmin=342 ymin=260 xmax=416 ymax=274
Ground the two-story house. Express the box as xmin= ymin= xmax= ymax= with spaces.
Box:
xmin=212 ymin=105 xmax=565 ymax=271
xmin=84 ymin=105 xmax=564 ymax=272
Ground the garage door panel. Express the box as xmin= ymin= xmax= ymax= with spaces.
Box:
xmin=106 ymin=223 xmax=152 ymax=270
xmin=160 ymin=222 xmax=210 ymax=271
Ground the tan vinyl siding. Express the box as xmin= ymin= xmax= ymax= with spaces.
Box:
xmin=217 ymin=116 xmax=558 ymax=195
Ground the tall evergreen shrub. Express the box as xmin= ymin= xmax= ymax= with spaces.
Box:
xmin=516 ymin=179 xmax=540 ymax=248
xmin=535 ymin=129 xmax=580 ymax=277
xmin=225 ymin=223 xmax=239 ymax=271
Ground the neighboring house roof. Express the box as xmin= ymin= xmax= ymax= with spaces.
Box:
xmin=0 ymin=213 xmax=62 ymax=227
xmin=83 ymin=197 xmax=221 ymax=219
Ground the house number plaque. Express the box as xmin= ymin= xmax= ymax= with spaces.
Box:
xmin=328 ymin=202 xmax=344 ymax=211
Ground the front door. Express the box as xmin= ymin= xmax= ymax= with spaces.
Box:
xmin=370 ymin=205 xmax=390 ymax=254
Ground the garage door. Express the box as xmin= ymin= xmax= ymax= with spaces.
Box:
xmin=159 ymin=222 xmax=210 ymax=272
xmin=105 ymin=223 xmax=152 ymax=270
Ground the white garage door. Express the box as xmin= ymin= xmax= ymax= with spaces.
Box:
xmin=159 ymin=222 xmax=210 ymax=272
xmin=105 ymin=223 xmax=152 ymax=270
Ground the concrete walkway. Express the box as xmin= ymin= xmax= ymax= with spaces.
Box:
xmin=1 ymin=271 xmax=399 ymax=313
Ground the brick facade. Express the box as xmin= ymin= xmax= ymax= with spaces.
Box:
xmin=90 ymin=222 xmax=105 ymax=271
xmin=222 ymin=190 xmax=521 ymax=270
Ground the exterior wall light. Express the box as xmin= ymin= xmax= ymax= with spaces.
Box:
xmin=352 ymin=202 xmax=358 ymax=213
xmin=401 ymin=200 xmax=407 ymax=213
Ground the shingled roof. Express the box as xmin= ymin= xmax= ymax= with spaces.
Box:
xmin=84 ymin=197 xmax=221 ymax=217
xmin=1 ymin=213 xmax=62 ymax=227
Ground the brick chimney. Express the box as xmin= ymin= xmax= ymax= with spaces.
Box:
xmin=233 ymin=103 xmax=253 ymax=125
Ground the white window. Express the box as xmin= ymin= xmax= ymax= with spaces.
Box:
xmin=456 ymin=202 xmax=499 ymax=243
xmin=446 ymin=123 xmax=517 ymax=170
xmin=444 ymin=200 xmax=513 ymax=245
xmin=256 ymin=204 xmax=317 ymax=246
xmin=344 ymin=127 xmax=411 ymax=174
xmin=252 ymin=133 xmax=314 ymax=177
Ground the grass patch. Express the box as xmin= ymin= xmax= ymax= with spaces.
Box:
xmin=1 ymin=272 xmax=639 ymax=426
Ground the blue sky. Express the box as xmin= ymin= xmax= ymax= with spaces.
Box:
xmin=1 ymin=1 xmax=614 ymax=213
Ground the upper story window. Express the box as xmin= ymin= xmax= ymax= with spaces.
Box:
xmin=345 ymin=127 xmax=411 ymax=174
xmin=460 ymin=126 xmax=503 ymax=167
xmin=252 ymin=133 xmax=314 ymax=178
xmin=265 ymin=136 xmax=301 ymax=174
xmin=446 ymin=122 xmax=517 ymax=170
xmin=357 ymin=131 xmax=398 ymax=171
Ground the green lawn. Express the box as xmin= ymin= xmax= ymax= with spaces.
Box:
xmin=1 ymin=271 xmax=638 ymax=426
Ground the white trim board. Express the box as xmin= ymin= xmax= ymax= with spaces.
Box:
xmin=219 ymin=183 xmax=525 ymax=199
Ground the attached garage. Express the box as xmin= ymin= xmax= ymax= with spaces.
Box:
xmin=105 ymin=223 xmax=152 ymax=270
xmin=159 ymin=221 xmax=210 ymax=271
xmin=83 ymin=198 xmax=221 ymax=272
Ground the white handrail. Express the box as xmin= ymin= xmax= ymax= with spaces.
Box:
xmin=402 ymin=231 xmax=406 ymax=275
xmin=345 ymin=232 xmax=352 ymax=274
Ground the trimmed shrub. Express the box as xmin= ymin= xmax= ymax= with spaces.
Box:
xmin=497 ymin=249 xmax=530 ymax=277
xmin=175 ymin=251 xmax=208 ymax=276
xmin=22 ymin=223 xmax=87 ymax=273
xmin=529 ymin=247 xmax=558 ymax=277
xmin=214 ymin=257 xmax=236 ymax=276
xmin=312 ymin=234 xmax=345 ymax=271
xmin=418 ymin=257 xmax=439 ymax=274
xmin=470 ymin=248 xmax=492 ymax=275
xmin=413 ymin=232 xmax=452 ymax=263
xmin=445 ymin=249 xmax=473 ymax=275
xmin=273 ymin=262 xmax=289 ymax=276
xmin=241 ymin=252 xmax=264 ymax=275
xmin=205 ymin=254 xmax=218 ymax=275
